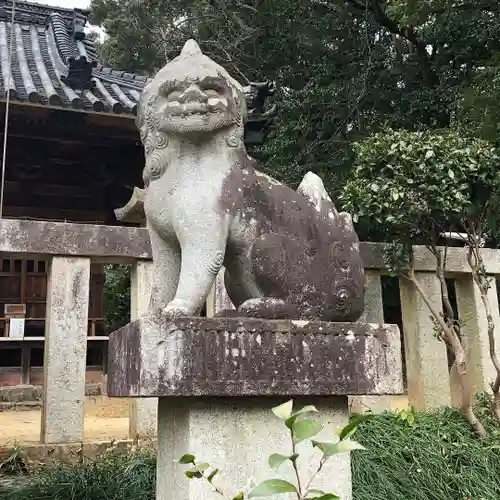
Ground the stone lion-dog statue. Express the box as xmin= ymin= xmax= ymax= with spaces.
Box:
xmin=136 ymin=39 xmax=365 ymax=321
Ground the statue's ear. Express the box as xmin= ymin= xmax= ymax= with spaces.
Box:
xmin=142 ymin=168 xmax=150 ymax=188
xmin=136 ymin=100 xmax=146 ymax=129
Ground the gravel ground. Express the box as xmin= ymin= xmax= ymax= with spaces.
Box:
xmin=0 ymin=397 xmax=129 ymax=446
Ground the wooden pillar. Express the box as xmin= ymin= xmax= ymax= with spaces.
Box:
xmin=129 ymin=260 xmax=157 ymax=440
xmin=455 ymin=275 xmax=500 ymax=398
xmin=41 ymin=256 xmax=90 ymax=444
xmin=399 ymin=272 xmax=451 ymax=409
xmin=20 ymin=345 xmax=31 ymax=385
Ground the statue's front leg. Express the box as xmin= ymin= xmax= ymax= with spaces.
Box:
xmin=164 ymin=215 xmax=229 ymax=317
xmin=148 ymin=224 xmax=181 ymax=312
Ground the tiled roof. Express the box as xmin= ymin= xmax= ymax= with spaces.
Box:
xmin=0 ymin=0 xmax=277 ymax=125
xmin=0 ymin=0 xmax=146 ymax=115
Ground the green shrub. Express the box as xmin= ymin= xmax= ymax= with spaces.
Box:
xmin=352 ymin=396 xmax=500 ymax=500
xmin=0 ymin=447 xmax=156 ymax=500
xmin=1 ymin=400 xmax=499 ymax=500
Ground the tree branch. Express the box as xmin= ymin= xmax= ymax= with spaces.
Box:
xmin=330 ymin=0 xmax=439 ymax=84
xmin=431 ymin=1 xmax=500 ymax=15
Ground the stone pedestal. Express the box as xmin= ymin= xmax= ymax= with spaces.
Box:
xmin=108 ymin=316 xmax=403 ymax=500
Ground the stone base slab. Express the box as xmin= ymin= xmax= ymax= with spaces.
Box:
xmin=107 ymin=316 xmax=403 ymax=398
xmin=0 ymin=401 xmax=41 ymax=412
xmin=0 ymin=439 xmax=142 ymax=464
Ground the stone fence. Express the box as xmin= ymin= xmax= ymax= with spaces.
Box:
xmin=0 ymin=218 xmax=497 ymax=445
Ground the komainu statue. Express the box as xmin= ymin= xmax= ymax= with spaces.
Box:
xmin=136 ymin=39 xmax=365 ymax=321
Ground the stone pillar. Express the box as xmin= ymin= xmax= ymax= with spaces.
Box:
xmin=455 ymin=275 xmax=500 ymax=398
xmin=129 ymin=260 xmax=157 ymax=440
xmin=41 ymin=256 xmax=90 ymax=444
xmin=399 ymin=273 xmax=451 ymax=409
xmin=157 ymin=397 xmax=350 ymax=500
xmin=359 ymin=271 xmax=384 ymax=324
xmin=107 ymin=317 xmax=403 ymax=500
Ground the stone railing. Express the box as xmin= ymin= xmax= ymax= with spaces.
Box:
xmin=359 ymin=243 xmax=500 ymax=412
xmin=0 ymin=218 xmax=498 ymax=445
xmin=0 ymin=218 xmax=152 ymax=445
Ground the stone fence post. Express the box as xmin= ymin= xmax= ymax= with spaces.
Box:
xmin=455 ymin=275 xmax=500 ymax=398
xmin=399 ymin=272 xmax=451 ymax=409
xmin=350 ymin=271 xmax=395 ymax=413
xmin=129 ymin=260 xmax=157 ymax=440
xmin=41 ymin=256 xmax=90 ymax=444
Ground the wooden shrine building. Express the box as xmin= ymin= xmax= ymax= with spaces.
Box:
xmin=0 ymin=0 xmax=275 ymax=388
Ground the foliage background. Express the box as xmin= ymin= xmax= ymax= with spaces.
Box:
xmin=103 ymin=264 xmax=130 ymax=333
xmin=90 ymin=0 xmax=500 ymax=229
xmin=91 ymin=0 xmax=500 ymax=320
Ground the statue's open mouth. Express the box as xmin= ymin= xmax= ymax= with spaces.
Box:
xmin=172 ymin=107 xmax=210 ymax=116
xmin=166 ymin=100 xmax=228 ymax=118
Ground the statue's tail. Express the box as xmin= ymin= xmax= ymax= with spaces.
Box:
xmin=297 ymin=171 xmax=357 ymax=236
xmin=297 ymin=171 xmax=338 ymax=215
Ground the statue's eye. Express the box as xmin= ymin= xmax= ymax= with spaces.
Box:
xmin=204 ymin=88 xmax=219 ymax=98
xmin=166 ymin=90 xmax=182 ymax=101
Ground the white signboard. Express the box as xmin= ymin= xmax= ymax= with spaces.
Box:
xmin=9 ymin=318 xmax=25 ymax=339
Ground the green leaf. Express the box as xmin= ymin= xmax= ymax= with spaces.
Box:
xmin=448 ymin=169 xmax=455 ymax=179
xmin=185 ymin=468 xmax=203 ymax=479
xmin=335 ymin=439 xmax=366 ymax=453
xmin=249 ymin=479 xmax=298 ymax=497
xmin=177 ymin=454 xmax=195 ymax=464
xmin=292 ymin=419 xmax=323 ymax=443
xmin=332 ymin=439 xmax=366 ymax=455
xmin=339 ymin=414 xmax=373 ymax=440
xmin=370 ymin=183 xmax=379 ymax=192
xmin=307 ymin=489 xmax=326 ymax=496
xmin=268 ymin=453 xmax=292 ymax=470
xmin=306 ymin=494 xmax=340 ymax=500
xmin=407 ymin=412 xmax=415 ymax=426
xmin=195 ymin=463 xmax=210 ymax=471
xmin=232 ymin=493 xmax=244 ymax=500
xmin=311 ymin=440 xmax=337 ymax=456
xmin=272 ymin=400 xmax=294 ymax=420
xmin=285 ymin=405 xmax=319 ymax=428
xmin=312 ymin=439 xmax=365 ymax=456
xmin=207 ymin=468 xmax=219 ymax=481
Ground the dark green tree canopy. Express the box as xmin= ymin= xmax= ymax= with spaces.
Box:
xmin=90 ymin=0 xmax=500 ymax=237
xmin=340 ymin=128 xmax=500 ymax=245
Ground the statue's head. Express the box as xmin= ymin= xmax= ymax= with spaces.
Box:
xmin=137 ymin=39 xmax=246 ymax=139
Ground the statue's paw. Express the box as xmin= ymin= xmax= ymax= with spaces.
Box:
xmin=238 ymin=298 xmax=297 ymax=319
xmin=163 ymin=299 xmax=192 ymax=318
xmin=214 ymin=308 xmax=240 ymax=318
